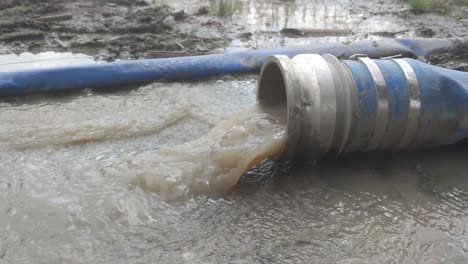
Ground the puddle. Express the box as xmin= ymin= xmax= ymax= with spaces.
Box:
xmin=1 ymin=70 xmax=468 ymax=263
xmin=1 ymin=0 xmax=468 ymax=263
xmin=148 ymin=0 xmax=424 ymax=48
xmin=151 ymin=0 xmax=360 ymax=47
xmin=151 ymin=0 xmax=356 ymax=32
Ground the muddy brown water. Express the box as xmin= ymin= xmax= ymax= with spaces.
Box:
xmin=1 ymin=77 xmax=468 ymax=264
xmin=1 ymin=0 xmax=468 ymax=263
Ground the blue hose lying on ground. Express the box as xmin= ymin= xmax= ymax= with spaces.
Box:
xmin=0 ymin=37 xmax=467 ymax=96
xmin=256 ymin=54 xmax=468 ymax=160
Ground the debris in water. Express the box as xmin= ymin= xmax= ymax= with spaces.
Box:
xmin=280 ymin=28 xmax=351 ymax=38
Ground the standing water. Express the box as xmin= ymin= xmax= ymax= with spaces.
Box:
xmin=1 ymin=0 xmax=468 ymax=262
xmin=1 ymin=78 xmax=467 ymax=264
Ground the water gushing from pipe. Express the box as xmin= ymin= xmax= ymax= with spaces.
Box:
xmin=110 ymin=103 xmax=287 ymax=202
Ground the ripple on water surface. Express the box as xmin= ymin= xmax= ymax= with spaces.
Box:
xmin=0 ymin=80 xmax=467 ymax=263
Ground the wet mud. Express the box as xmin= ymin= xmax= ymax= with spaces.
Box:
xmin=0 ymin=0 xmax=229 ymax=60
xmin=1 ymin=1 xmax=468 ymax=263
xmin=1 ymin=0 xmax=467 ymax=66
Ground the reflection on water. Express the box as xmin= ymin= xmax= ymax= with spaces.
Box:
xmin=150 ymin=0 xmax=360 ymax=47
xmin=149 ymin=0 xmax=418 ymax=47
xmin=151 ymin=0 xmax=354 ymax=31
xmin=209 ymin=0 xmax=244 ymax=17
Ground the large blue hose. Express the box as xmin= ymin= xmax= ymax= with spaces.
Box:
xmin=256 ymin=53 xmax=468 ymax=159
xmin=343 ymin=58 xmax=468 ymax=153
xmin=0 ymin=38 xmax=466 ymax=96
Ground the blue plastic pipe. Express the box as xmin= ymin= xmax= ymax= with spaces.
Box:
xmin=0 ymin=38 xmax=467 ymax=96
xmin=256 ymin=53 xmax=468 ymax=160
xmin=343 ymin=58 xmax=468 ymax=152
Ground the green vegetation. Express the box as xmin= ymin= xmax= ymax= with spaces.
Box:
xmin=409 ymin=0 xmax=468 ymax=11
xmin=409 ymin=0 xmax=431 ymax=11
xmin=210 ymin=1 xmax=243 ymax=17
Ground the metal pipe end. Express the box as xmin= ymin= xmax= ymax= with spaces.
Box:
xmin=257 ymin=54 xmax=356 ymax=161
xmin=257 ymin=55 xmax=301 ymax=160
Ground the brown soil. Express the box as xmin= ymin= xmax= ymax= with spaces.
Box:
xmin=0 ymin=0 xmax=467 ymax=68
xmin=0 ymin=0 xmax=229 ymax=60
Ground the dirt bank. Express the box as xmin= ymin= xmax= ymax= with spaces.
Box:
xmin=0 ymin=0 xmax=229 ymax=60
xmin=0 ymin=0 xmax=467 ymax=67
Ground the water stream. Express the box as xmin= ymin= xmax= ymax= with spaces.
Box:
xmin=109 ymin=103 xmax=286 ymax=202
xmin=0 ymin=91 xmax=287 ymax=203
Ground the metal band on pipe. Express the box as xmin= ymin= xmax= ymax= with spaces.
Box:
xmin=322 ymin=54 xmax=357 ymax=153
xmin=392 ymin=59 xmax=421 ymax=149
xmin=358 ymin=57 xmax=389 ymax=151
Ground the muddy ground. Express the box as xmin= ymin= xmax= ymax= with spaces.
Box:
xmin=1 ymin=2 xmax=468 ymax=263
xmin=0 ymin=0 xmax=467 ymax=67
xmin=0 ymin=0 xmax=231 ymax=60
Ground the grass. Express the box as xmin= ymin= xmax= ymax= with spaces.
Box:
xmin=409 ymin=0 xmax=468 ymax=11
xmin=409 ymin=0 xmax=431 ymax=11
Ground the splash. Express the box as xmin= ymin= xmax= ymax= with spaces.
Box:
xmin=108 ymin=103 xmax=287 ymax=202
xmin=0 ymin=83 xmax=286 ymax=202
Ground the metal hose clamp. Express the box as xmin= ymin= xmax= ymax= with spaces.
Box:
xmin=392 ymin=59 xmax=421 ymax=149
xmin=358 ymin=57 xmax=389 ymax=151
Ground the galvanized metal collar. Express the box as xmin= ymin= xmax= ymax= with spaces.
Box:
xmin=257 ymin=55 xmax=302 ymax=160
xmin=392 ymin=59 xmax=421 ymax=149
xmin=358 ymin=57 xmax=389 ymax=151
xmin=289 ymin=54 xmax=338 ymax=157
xmin=322 ymin=54 xmax=357 ymax=154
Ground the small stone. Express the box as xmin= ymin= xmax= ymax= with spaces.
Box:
xmin=172 ymin=10 xmax=186 ymax=21
xmin=237 ymin=32 xmax=253 ymax=40
xmin=197 ymin=6 xmax=210 ymax=15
